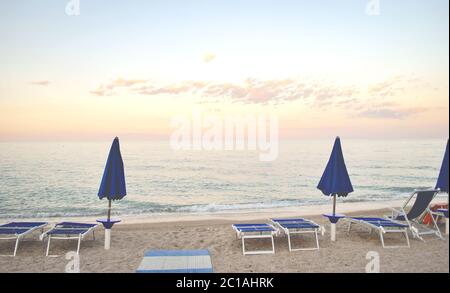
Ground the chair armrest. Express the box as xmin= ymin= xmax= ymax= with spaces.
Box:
xmin=389 ymin=207 xmax=403 ymax=218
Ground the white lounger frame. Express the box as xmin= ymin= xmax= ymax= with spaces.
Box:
xmin=0 ymin=223 xmax=47 ymax=257
xmin=41 ymin=224 xmax=98 ymax=257
xmin=388 ymin=190 xmax=444 ymax=241
xmin=347 ymin=218 xmax=410 ymax=249
xmin=271 ymin=219 xmax=322 ymax=252
xmin=232 ymin=224 xmax=279 ymax=256
xmin=431 ymin=209 xmax=448 ymax=235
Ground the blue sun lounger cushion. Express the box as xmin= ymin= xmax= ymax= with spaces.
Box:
xmin=40 ymin=222 xmax=98 ymax=256
xmin=270 ymin=218 xmax=323 ymax=251
xmin=0 ymin=222 xmax=48 ymax=256
xmin=232 ymin=223 xmax=279 ymax=255
xmin=347 ymin=217 xmax=411 ymax=248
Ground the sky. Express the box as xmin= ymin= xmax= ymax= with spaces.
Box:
xmin=0 ymin=0 xmax=448 ymax=141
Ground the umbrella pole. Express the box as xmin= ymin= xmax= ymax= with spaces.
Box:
xmin=105 ymin=199 xmax=112 ymax=250
xmin=331 ymin=194 xmax=337 ymax=242
xmin=332 ymin=194 xmax=336 ymax=216
xmin=107 ymin=199 xmax=112 ymax=221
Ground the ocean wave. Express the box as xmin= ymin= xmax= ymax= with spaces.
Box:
xmin=1 ymin=140 xmax=446 ymax=220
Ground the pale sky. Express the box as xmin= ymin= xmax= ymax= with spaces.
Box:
xmin=0 ymin=0 xmax=448 ymax=140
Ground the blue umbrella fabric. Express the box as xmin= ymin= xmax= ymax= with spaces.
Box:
xmin=317 ymin=137 xmax=353 ymax=215
xmin=435 ymin=139 xmax=449 ymax=193
xmin=98 ymin=137 xmax=127 ymax=220
xmin=318 ymin=137 xmax=354 ymax=197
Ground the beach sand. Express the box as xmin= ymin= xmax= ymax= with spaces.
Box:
xmin=0 ymin=202 xmax=448 ymax=273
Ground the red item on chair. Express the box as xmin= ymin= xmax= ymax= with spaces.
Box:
xmin=423 ymin=203 xmax=448 ymax=225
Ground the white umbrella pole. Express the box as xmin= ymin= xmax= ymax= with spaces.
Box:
xmin=331 ymin=223 xmax=336 ymax=242
xmin=105 ymin=229 xmax=111 ymax=250
xmin=105 ymin=199 xmax=112 ymax=250
xmin=331 ymin=194 xmax=337 ymax=242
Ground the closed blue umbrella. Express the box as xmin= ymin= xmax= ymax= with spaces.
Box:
xmin=98 ymin=137 xmax=127 ymax=218
xmin=435 ymin=139 xmax=448 ymax=235
xmin=317 ymin=137 xmax=353 ymax=241
xmin=435 ymin=139 xmax=448 ymax=193
xmin=97 ymin=137 xmax=126 ymax=249
xmin=318 ymin=136 xmax=354 ymax=214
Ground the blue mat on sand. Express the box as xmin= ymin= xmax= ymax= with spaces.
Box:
xmin=136 ymin=250 xmax=214 ymax=273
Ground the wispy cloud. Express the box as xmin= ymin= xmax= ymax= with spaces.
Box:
xmin=122 ymin=78 xmax=358 ymax=106
xmin=90 ymin=75 xmax=431 ymax=118
xmin=107 ymin=78 xmax=147 ymax=88
xmin=90 ymin=78 xmax=147 ymax=96
xmin=30 ymin=80 xmax=50 ymax=86
xmin=367 ymin=75 xmax=424 ymax=98
xmin=90 ymin=87 xmax=110 ymax=96
xmin=358 ymin=107 xmax=427 ymax=119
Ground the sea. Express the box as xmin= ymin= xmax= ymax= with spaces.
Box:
xmin=0 ymin=139 xmax=447 ymax=219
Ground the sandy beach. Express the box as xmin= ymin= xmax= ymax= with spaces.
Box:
xmin=0 ymin=201 xmax=448 ymax=273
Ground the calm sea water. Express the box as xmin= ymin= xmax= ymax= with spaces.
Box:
xmin=0 ymin=140 xmax=447 ymax=219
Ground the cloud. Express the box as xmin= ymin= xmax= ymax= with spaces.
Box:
xmin=91 ymin=77 xmax=395 ymax=106
xmin=90 ymin=75 xmax=431 ymax=114
xmin=202 ymin=53 xmax=216 ymax=63
xmin=90 ymin=78 xmax=147 ymax=96
xmin=107 ymin=78 xmax=147 ymax=88
xmin=367 ymin=75 xmax=422 ymax=98
xmin=133 ymin=81 xmax=210 ymax=96
xmin=358 ymin=107 xmax=427 ymax=119
xmin=90 ymin=86 xmax=110 ymax=96
xmin=30 ymin=80 xmax=50 ymax=86
xmin=128 ymin=78 xmax=358 ymax=105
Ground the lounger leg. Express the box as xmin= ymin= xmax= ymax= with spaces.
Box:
xmin=446 ymin=218 xmax=449 ymax=236
xmin=347 ymin=222 xmax=352 ymax=234
xmin=412 ymin=229 xmax=425 ymax=242
xmin=46 ymin=235 xmax=52 ymax=257
xmin=379 ymin=231 xmax=386 ymax=249
xmin=270 ymin=235 xmax=275 ymax=254
xmin=77 ymin=234 xmax=82 ymax=255
xmin=404 ymin=229 xmax=410 ymax=248
xmin=13 ymin=237 xmax=20 ymax=257
xmin=379 ymin=229 xmax=411 ymax=249
xmin=92 ymin=230 xmax=95 ymax=241
xmin=241 ymin=234 xmax=276 ymax=255
xmin=429 ymin=211 xmax=444 ymax=240
xmin=287 ymin=231 xmax=292 ymax=252
xmin=315 ymin=230 xmax=320 ymax=250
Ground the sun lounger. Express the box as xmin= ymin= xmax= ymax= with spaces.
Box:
xmin=0 ymin=222 xmax=48 ymax=256
xmin=347 ymin=217 xmax=410 ymax=248
xmin=136 ymin=250 xmax=214 ymax=273
xmin=232 ymin=223 xmax=279 ymax=255
xmin=388 ymin=189 xmax=443 ymax=240
xmin=40 ymin=222 xmax=98 ymax=256
xmin=432 ymin=208 xmax=449 ymax=235
xmin=270 ymin=218 xmax=323 ymax=251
